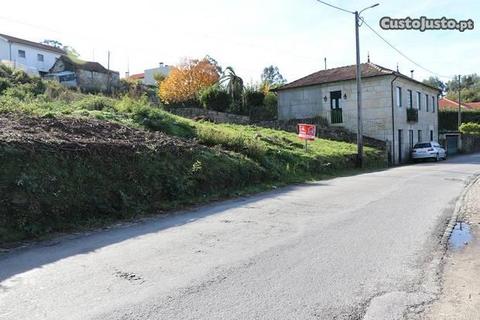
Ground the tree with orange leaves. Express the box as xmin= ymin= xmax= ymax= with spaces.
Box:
xmin=159 ymin=57 xmax=220 ymax=104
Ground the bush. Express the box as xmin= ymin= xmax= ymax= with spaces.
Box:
xmin=0 ymin=65 xmax=46 ymax=97
xmin=199 ymin=85 xmax=231 ymax=112
xmin=243 ymin=89 xmax=265 ymax=108
xmin=250 ymin=92 xmax=277 ymax=121
xmin=0 ymin=63 xmax=13 ymax=78
xmin=460 ymin=122 xmax=480 ymax=136
xmin=73 ymin=95 xmax=116 ymax=111
xmin=0 ymin=78 xmax=12 ymax=94
xmin=43 ymin=80 xmax=79 ymax=102
xmin=114 ymin=95 xmax=151 ymax=113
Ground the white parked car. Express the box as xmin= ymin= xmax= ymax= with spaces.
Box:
xmin=411 ymin=142 xmax=447 ymax=162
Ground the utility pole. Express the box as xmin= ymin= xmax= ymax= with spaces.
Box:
xmin=457 ymin=75 xmax=462 ymax=130
xmin=355 ymin=11 xmax=363 ymax=167
xmin=315 ymin=1 xmax=379 ymax=167
xmin=107 ymin=50 xmax=111 ymax=94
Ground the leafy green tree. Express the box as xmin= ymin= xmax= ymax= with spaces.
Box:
xmin=423 ymin=76 xmax=447 ymax=94
xmin=446 ymin=74 xmax=480 ymax=102
xmin=41 ymin=40 xmax=80 ymax=57
xmin=205 ymin=55 xmax=223 ymax=75
xmin=41 ymin=39 xmax=63 ymax=48
xmin=261 ymin=66 xmax=286 ymax=87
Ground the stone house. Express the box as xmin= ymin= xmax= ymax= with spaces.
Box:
xmin=0 ymin=33 xmax=65 ymax=76
xmin=276 ymin=62 xmax=440 ymax=164
xmin=47 ymin=55 xmax=119 ymax=93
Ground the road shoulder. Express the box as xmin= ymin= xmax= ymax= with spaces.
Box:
xmin=421 ymin=177 xmax=480 ymax=319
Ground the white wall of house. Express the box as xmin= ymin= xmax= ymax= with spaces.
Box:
xmin=0 ymin=37 xmax=61 ymax=75
xmin=392 ymin=76 xmax=439 ymax=164
xmin=143 ymin=64 xmax=171 ymax=86
xmin=277 ymin=75 xmax=439 ymax=164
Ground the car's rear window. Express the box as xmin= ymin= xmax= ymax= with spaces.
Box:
xmin=414 ymin=143 xmax=431 ymax=148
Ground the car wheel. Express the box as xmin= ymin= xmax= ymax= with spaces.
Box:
xmin=435 ymin=154 xmax=440 ymax=162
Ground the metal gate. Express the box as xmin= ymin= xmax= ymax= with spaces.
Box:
xmin=446 ymin=135 xmax=459 ymax=155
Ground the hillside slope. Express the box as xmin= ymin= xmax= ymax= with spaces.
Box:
xmin=0 ymin=69 xmax=386 ymax=244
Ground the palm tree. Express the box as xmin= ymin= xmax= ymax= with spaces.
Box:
xmin=220 ymin=67 xmax=244 ymax=103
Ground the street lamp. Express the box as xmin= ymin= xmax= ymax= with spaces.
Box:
xmin=315 ymin=1 xmax=380 ymax=167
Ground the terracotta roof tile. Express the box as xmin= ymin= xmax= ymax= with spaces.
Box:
xmin=464 ymin=102 xmax=480 ymax=110
xmin=129 ymin=73 xmax=145 ymax=80
xmin=276 ymin=62 xmax=440 ymax=92
xmin=439 ymin=98 xmax=469 ymax=110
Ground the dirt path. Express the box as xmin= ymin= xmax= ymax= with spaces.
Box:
xmin=421 ymin=177 xmax=480 ymax=319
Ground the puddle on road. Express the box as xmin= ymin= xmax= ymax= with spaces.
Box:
xmin=449 ymin=222 xmax=473 ymax=250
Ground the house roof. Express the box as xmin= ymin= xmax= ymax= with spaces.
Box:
xmin=275 ymin=62 xmax=440 ymax=92
xmin=439 ymin=97 xmax=467 ymax=110
xmin=438 ymin=97 xmax=480 ymax=110
xmin=464 ymin=102 xmax=480 ymax=110
xmin=129 ymin=73 xmax=145 ymax=80
xmin=0 ymin=33 xmax=66 ymax=55
xmin=54 ymin=55 xmax=118 ymax=74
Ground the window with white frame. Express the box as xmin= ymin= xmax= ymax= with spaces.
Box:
xmin=425 ymin=94 xmax=429 ymax=112
xmin=37 ymin=54 xmax=44 ymax=62
xmin=18 ymin=50 xmax=26 ymax=58
xmin=417 ymin=92 xmax=422 ymax=110
xmin=432 ymin=96 xmax=436 ymax=113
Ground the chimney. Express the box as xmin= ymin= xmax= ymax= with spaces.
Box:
xmin=410 ymin=70 xmax=414 ymax=78
xmin=125 ymin=71 xmax=130 ymax=78
xmin=324 ymin=57 xmax=327 ymax=70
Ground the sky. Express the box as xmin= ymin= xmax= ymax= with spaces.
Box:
xmin=1 ymin=0 xmax=479 ymax=84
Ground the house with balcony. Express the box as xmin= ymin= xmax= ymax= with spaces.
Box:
xmin=276 ymin=62 xmax=440 ymax=164
xmin=0 ymin=33 xmax=65 ymax=76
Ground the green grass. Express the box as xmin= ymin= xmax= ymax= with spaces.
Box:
xmin=0 ymin=94 xmax=384 ymax=175
xmin=0 ymin=91 xmax=386 ymax=245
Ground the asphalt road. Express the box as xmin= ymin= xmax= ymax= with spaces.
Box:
xmin=1 ymin=153 xmax=480 ymax=320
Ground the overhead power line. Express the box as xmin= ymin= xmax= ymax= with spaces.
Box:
xmin=315 ymin=0 xmax=354 ymax=14
xmin=360 ymin=17 xmax=452 ymax=80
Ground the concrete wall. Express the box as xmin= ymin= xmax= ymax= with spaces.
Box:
xmin=77 ymin=70 xmax=120 ymax=92
xmin=277 ymin=75 xmax=439 ymax=164
xmin=0 ymin=38 xmax=61 ymax=75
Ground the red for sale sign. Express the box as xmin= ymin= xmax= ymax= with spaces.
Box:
xmin=297 ymin=124 xmax=316 ymax=140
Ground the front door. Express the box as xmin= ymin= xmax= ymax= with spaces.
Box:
xmin=330 ymin=91 xmax=342 ymax=124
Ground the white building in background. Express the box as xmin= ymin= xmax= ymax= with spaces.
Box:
xmin=0 ymin=33 xmax=65 ymax=76
xmin=127 ymin=62 xmax=171 ymax=86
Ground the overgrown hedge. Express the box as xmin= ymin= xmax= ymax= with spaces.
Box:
xmin=0 ymin=141 xmax=266 ymax=243
xmin=439 ymin=110 xmax=480 ymax=131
